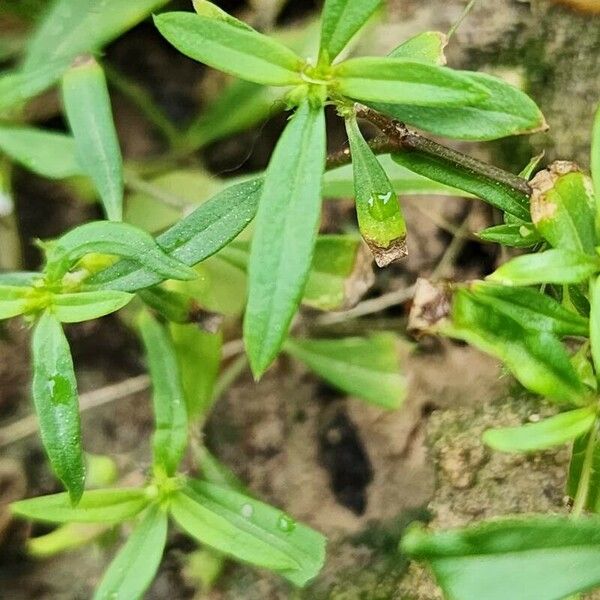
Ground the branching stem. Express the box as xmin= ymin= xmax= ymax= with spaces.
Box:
xmin=326 ymin=103 xmax=532 ymax=200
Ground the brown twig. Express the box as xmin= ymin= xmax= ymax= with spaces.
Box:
xmin=326 ymin=103 xmax=532 ymax=200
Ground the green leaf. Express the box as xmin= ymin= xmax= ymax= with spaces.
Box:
xmin=346 ymin=116 xmax=407 ymax=267
xmin=468 ymin=281 xmax=589 ymax=337
xmin=138 ymin=286 xmax=201 ymax=324
xmin=401 ymin=516 xmax=600 ymax=600
xmin=0 ymin=60 xmax=70 ymax=115
xmin=184 ymin=80 xmax=278 ymax=150
xmin=170 ymin=480 xmax=326 ymax=586
xmin=46 ymin=221 xmax=197 ymax=283
xmin=590 ymin=276 xmax=600 ymax=382
xmin=218 ymin=235 xmax=375 ymax=312
xmin=334 ymin=57 xmax=488 ymax=106
xmin=303 ymin=235 xmax=373 ymax=311
xmin=0 ymin=272 xmax=39 ymax=287
xmin=192 ymin=0 xmax=253 ymax=28
xmin=483 ymin=407 xmax=596 ymax=453
xmin=567 ymin=428 xmax=600 ymax=512
xmin=197 ymin=449 xmax=247 ymax=493
xmin=62 ymin=57 xmax=124 ymax=221
xmin=0 ymin=285 xmax=32 ymax=320
xmin=32 ymin=311 xmax=85 ymax=503
xmin=323 ymin=154 xmax=467 ymax=199
xmin=138 ymin=312 xmax=188 ymax=476
xmin=154 ymin=12 xmax=303 ymax=86
xmin=244 ymin=102 xmax=326 ymax=378
xmin=182 ymin=18 xmax=321 ymax=149
xmin=531 ymin=167 xmax=596 ymax=254
xmin=487 ymin=249 xmax=600 ymax=286
xmin=444 ymin=288 xmax=586 ymax=403
xmin=285 ymin=333 xmax=406 ymax=409
xmin=593 ymin=103 xmax=600 ymax=217
xmin=170 ymin=324 xmax=222 ymax=422
xmin=0 ymin=126 xmax=82 ymax=180
xmin=11 ymin=488 xmax=150 ymax=524
xmin=392 ymin=151 xmax=530 ymax=221
xmin=372 ymin=71 xmax=546 ymax=141
xmin=318 ymin=0 xmax=382 ymax=64
xmin=52 ymin=290 xmax=133 ymax=323
xmin=23 ymin=0 xmax=169 ymax=72
xmin=28 ymin=522 xmax=111 ymax=558
xmin=93 ymin=505 xmax=167 ymax=600
xmin=124 ymin=169 xmax=222 ymax=234
xmin=478 ymin=222 xmax=541 ymax=248
xmin=389 ymin=31 xmax=447 ymax=65
xmin=89 ymin=178 xmax=263 ymax=292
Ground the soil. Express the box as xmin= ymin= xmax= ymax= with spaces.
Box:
xmin=0 ymin=1 xmax=599 ymax=599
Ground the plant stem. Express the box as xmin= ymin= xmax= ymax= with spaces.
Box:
xmin=353 ymin=104 xmax=532 ymax=197
xmin=572 ymin=418 xmax=599 ymax=517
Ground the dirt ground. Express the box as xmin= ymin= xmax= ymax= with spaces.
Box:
xmin=1 ymin=1 xmax=599 ymax=599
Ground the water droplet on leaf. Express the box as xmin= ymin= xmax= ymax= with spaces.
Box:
xmin=367 ymin=191 xmax=399 ymax=221
xmin=277 ymin=513 xmax=296 ymax=533
xmin=241 ymin=503 xmax=254 ymax=519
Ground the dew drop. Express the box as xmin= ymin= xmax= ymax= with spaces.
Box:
xmin=241 ymin=503 xmax=254 ymax=519
xmin=277 ymin=513 xmax=296 ymax=533
xmin=367 ymin=191 xmax=398 ymax=221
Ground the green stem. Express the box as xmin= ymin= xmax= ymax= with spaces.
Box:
xmin=572 ymin=418 xmax=599 ymax=517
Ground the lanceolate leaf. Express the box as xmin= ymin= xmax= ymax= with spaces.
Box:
xmin=284 ymin=333 xmax=406 ymax=409
xmin=346 ymin=116 xmax=407 ymax=267
xmin=468 ymin=281 xmax=589 ymax=337
xmin=335 ymin=57 xmax=488 ymax=106
xmin=589 ymin=276 xmax=600 ymax=382
xmin=444 ymin=288 xmax=586 ymax=404
xmin=487 ymin=249 xmax=600 ymax=286
xmin=392 ymin=150 xmax=530 ymax=220
xmin=93 ymin=506 xmax=167 ymax=600
xmin=372 ymin=72 xmax=546 ymax=141
xmin=154 ymin=12 xmax=303 ymax=86
xmin=478 ymin=222 xmax=541 ymax=248
xmin=62 ymin=57 xmax=124 ymax=221
xmin=0 ymin=126 xmax=81 ymax=180
xmin=389 ymin=31 xmax=447 ymax=65
xmin=218 ymin=235 xmax=375 ymax=311
xmin=0 ymin=60 xmax=71 ymax=115
xmin=11 ymin=488 xmax=150 ymax=524
xmin=138 ymin=312 xmax=188 ymax=476
xmin=46 ymin=221 xmax=197 ymax=283
xmin=0 ymin=272 xmax=39 ymax=287
xmin=567 ymin=428 xmax=600 ymax=512
xmin=89 ymin=178 xmax=263 ymax=292
xmin=244 ymin=102 xmax=326 ymax=378
xmin=0 ymin=285 xmax=32 ymax=320
xmin=52 ymin=290 xmax=133 ymax=323
xmin=302 ymin=235 xmax=374 ymax=311
xmin=23 ymin=0 xmax=169 ymax=72
xmin=170 ymin=324 xmax=222 ymax=422
xmin=402 ymin=516 xmax=600 ymax=600
xmin=170 ymin=480 xmax=326 ymax=586
xmin=32 ymin=311 xmax=85 ymax=503
xmin=318 ymin=0 xmax=382 ymax=64
xmin=483 ymin=407 xmax=596 ymax=453
xmin=530 ymin=166 xmax=596 ymax=254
